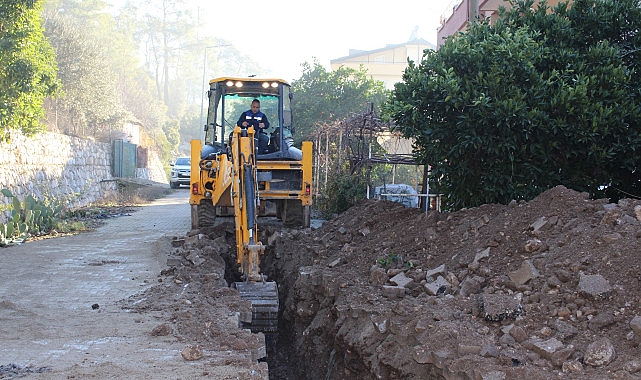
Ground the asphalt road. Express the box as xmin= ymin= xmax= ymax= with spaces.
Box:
xmin=0 ymin=189 xmax=223 ymax=379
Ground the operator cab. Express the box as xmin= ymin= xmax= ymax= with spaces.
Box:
xmin=201 ymin=77 xmax=302 ymax=160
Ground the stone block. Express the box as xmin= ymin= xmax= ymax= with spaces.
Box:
xmin=527 ymin=337 xmax=564 ymax=360
xmin=390 ymin=271 xmax=413 ymax=288
xmin=424 ymin=275 xmax=450 ymax=296
xmin=479 ymin=293 xmax=522 ymax=321
xmin=508 ymin=260 xmax=539 ymax=285
xmin=382 ymin=285 xmax=406 ymax=298
xmin=579 ymin=273 xmax=612 ymax=298
xmin=629 ymin=315 xmax=641 ymax=338
xmin=425 ymin=264 xmax=446 ymax=279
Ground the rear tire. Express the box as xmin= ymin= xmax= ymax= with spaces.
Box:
xmin=197 ymin=201 xmax=217 ymax=227
xmin=280 ymin=199 xmax=306 ymax=227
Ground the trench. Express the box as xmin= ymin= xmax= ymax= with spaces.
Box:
xmin=216 ymin=220 xmax=443 ymax=380
xmin=216 ymin=222 xmax=335 ymax=380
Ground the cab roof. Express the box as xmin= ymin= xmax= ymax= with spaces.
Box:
xmin=208 ymin=77 xmax=290 ymax=86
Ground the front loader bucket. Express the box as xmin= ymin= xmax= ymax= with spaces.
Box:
xmin=235 ymin=281 xmax=279 ymax=333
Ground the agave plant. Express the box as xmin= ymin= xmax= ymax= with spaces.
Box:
xmin=0 ymin=189 xmax=64 ymax=246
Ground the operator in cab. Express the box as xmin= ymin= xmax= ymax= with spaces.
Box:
xmin=237 ymin=99 xmax=270 ymax=154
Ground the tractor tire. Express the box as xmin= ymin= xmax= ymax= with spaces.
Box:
xmin=279 ymin=199 xmax=309 ymax=228
xmin=197 ymin=201 xmax=217 ymax=228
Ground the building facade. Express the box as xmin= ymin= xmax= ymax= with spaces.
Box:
xmin=330 ymin=39 xmax=435 ymax=89
xmin=437 ymin=0 xmax=567 ymax=47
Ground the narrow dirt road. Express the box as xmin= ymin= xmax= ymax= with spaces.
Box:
xmin=0 ymin=189 xmax=266 ymax=379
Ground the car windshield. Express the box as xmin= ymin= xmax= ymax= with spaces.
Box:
xmin=175 ymin=157 xmax=190 ymax=166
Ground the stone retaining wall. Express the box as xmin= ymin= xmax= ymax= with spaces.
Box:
xmin=0 ymin=131 xmax=167 ymax=222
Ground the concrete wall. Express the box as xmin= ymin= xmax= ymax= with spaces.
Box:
xmin=0 ymin=131 xmax=168 ymax=222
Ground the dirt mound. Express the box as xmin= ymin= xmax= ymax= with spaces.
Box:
xmin=266 ymin=185 xmax=641 ymax=379
xmin=119 ymin=186 xmax=641 ymax=379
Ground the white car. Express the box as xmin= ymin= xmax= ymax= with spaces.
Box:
xmin=169 ymin=156 xmax=190 ymax=188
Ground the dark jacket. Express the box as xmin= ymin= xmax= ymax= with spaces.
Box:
xmin=237 ymin=110 xmax=270 ymax=132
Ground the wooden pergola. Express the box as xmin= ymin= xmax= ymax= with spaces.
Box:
xmin=310 ymin=104 xmax=436 ymax=211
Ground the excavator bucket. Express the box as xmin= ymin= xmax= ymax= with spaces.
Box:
xmin=235 ymin=281 xmax=279 ymax=333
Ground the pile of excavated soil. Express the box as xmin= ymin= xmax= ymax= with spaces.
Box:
xmin=122 ymin=185 xmax=641 ymax=380
xmin=265 ymin=185 xmax=641 ymax=379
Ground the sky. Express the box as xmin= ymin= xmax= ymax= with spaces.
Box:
xmin=108 ymin=0 xmax=459 ymax=82
xmin=196 ymin=0 xmax=457 ymax=81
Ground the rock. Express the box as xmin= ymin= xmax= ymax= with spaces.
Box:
xmin=557 ymin=307 xmax=571 ymax=319
xmin=584 ymin=337 xmax=616 ymax=367
xmin=151 ymin=323 xmax=171 ymax=336
xmin=369 ymin=265 xmax=388 ymax=285
xmin=498 ymin=333 xmax=515 ymax=346
xmin=186 ymin=252 xmax=205 ymax=266
xmin=424 ymin=275 xmax=450 ymax=296
xmin=479 ymin=293 xmax=522 ymax=321
xmin=526 ymin=337 xmax=564 ymax=361
xmin=183 ymin=234 xmax=205 ymax=249
xmin=480 ymin=370 xmax=506 ymax=380
xmin=624 ymin=359 xmax=641 ymax=374
xmin=635 ymin=205 xmax=641 ymax=221
xmin=562 ymin=360 xmax=583 ymax=373
xmin=327 ymin=257 xmax=342 ymax=268
xmin=481 ymin=343 xmax=500 ymax=358
xmin=578 ymin=273 xmax=612 ymax=298
xmin=524 ymin=238 xmax=544 ymax=253
xmin=470 ymin=247 xmax=490 ymax=267
xmin=425 ymin=264 xmax=446 ymax=279
xmin=530 ymin=216 xmax=548 ymax=232
xmin=370 ymin=314 xmax=388 ymax=334
xmin=166 ymin=256 xmax=182 ymax=267
xmin=414 ymin=318 xmax=429 ymax=333
xmin=509 ymin=326 xmax=528 ymax=343
xmin=181 ymin=345 xmax=203 ymax=361
xmin=460 ymin=275 xmax=485 ymax=297
xmin=601 ymin=232 xmax=622 ymax=243
xmin=470 ymin=214 xmax=490 ymax=230
xmin=508 ymin=260 xmax=539 ymax=285
xmin=553 ymin=320 xmax=578 ymax=340
xmin=588 ymin=312 xmax=615 ymax=331
xmin=412 ymin=345 xmax=430 ymax=364
xmin=551 ymin=345 xmax=575 ymax=367
xmin=389 ymin=271 xmax=413 ymax=288
xmin=382 ymin=285 xmax=405 ymax=298
xmin=458 ymin=343 xmax=482 ymax=355
xmin=630 ymin=315 xmax=641 ymax=339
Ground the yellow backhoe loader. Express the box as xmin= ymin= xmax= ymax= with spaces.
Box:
xmin=189 ymin=77 xmax=313 ymax=333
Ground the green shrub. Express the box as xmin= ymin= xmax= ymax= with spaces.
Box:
xmin=316 ymin=173 xmax=367 ymax=218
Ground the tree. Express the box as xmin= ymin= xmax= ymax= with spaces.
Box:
xmin=0 ymin=0 xmax=59 ymax=141
xmin=384 ymin=0 xmax=641 ymax=210
xmin=291 ymin=61 xmax=388 ymax=144
xmin=43 ymin=10 xmax=123 ymax=139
